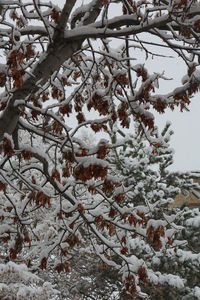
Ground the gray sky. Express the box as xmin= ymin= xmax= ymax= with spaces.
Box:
xmin=155 ymin=96 xmax=200 ymax=172
xmin=144 ymin=42 xmax=200 ymax=172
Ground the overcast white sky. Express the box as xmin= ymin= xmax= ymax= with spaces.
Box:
xmin=64 ymin=0 xmax=200 ymax=172
xmin=156 ymin=95 xmax=200 ymax=172
xmin=144 ymin=40 xmax=200 ymax=172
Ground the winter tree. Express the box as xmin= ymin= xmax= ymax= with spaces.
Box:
xmin=1 ymin=0 xmax=200 ymax=299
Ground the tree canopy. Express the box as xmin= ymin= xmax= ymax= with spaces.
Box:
xmin=1 ymin=0 xmax=200 ymax=299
